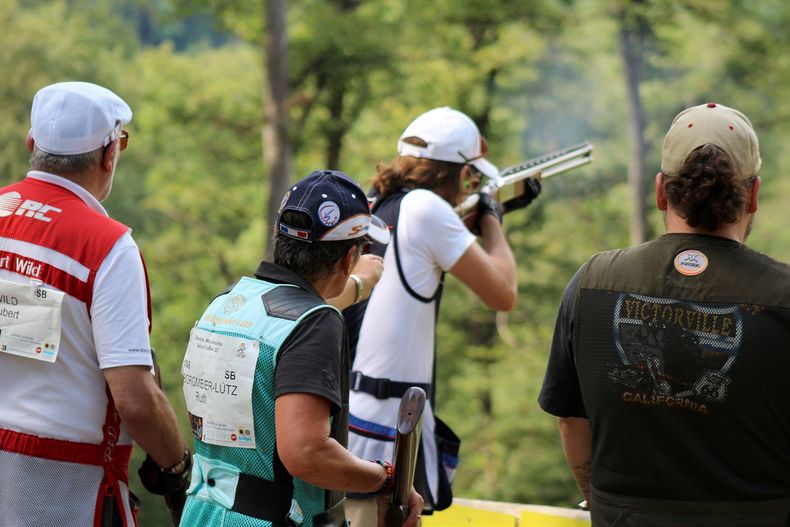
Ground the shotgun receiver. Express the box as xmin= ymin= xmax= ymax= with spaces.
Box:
xmin=384 ymin=387 xmax=427 ymax=527
xmin=457 ymin=141 xmax=594 ymax=217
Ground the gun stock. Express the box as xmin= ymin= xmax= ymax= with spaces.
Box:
xmin=457 ymin=141 xmax=594 ymax=219
xmin=384 ymin=387 xmax=426 ymax=527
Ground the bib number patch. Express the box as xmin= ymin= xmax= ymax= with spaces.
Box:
xmin=182 ymin=327 xmax=259 ymax=448
xmin=0 ymin=279 xmax=64 ymax=363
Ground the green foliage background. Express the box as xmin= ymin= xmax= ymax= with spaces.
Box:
xmin=3 ymin=0 xmax=790 ymax=524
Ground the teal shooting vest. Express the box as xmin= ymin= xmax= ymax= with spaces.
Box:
xmin=180 ymin=277 xmax=343 ymax=527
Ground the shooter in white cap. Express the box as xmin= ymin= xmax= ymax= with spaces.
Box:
xmin=344 ymin=107 xmax=542 ymax=525
xmin=0 ymin=82 xmax=190 ymax=526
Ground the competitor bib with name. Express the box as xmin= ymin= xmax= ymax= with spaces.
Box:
xmin=0 ymin=278 xmax=64 ymax=363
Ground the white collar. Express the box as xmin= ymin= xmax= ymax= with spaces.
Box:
xmin=26 ymin=171 xmax=108 ymax=217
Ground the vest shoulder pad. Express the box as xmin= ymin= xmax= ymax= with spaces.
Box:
xmin=263 ymin=285 xmax=328 ymax=321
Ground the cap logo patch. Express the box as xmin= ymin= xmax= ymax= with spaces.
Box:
xmin=279 ymin=223 xmax=310 ymax=240
xmin=349 ymin=224 xmax=367 ymax=236
xmin=318 ymin=201 xmax=340 ymax=226
xmin=674 ymin=249 xmax=708 ymax=276
xmin=278 ymin=191 xmax=291 ymax=214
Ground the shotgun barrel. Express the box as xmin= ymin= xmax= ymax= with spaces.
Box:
xmin=384 ymin=386 xmax=427 ymax=527
xmin=457 ymin=141 xmax=594 ymax=217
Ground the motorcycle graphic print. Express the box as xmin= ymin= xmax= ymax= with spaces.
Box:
xmin=609 ymin=293 xmax=742 ymax=409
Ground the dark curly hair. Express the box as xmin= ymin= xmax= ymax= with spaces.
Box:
xmin=663 ymin=144 xmax=755 ymax=231
xmin=372 ymin=137 xmax=465 ymax=204
xmin=273 ymin=210 xmax=364 ymax=282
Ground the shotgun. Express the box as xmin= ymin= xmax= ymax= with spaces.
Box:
xmin=384 ymin=387 xmax=427 ymax=527
xmin=457 ymin=141 xmax=594 ymax=218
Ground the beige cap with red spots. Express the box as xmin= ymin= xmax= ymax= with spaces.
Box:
xmin=661 ymin=102 xmax=761 ymax=180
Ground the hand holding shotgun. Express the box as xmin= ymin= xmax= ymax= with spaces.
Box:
xmin=459 ymin=141 xmax=594 ymax=231
xmin=138 ymin=349 xmax=192 ymax=527
xmin=380 ymin=387 xmax=427 ymax=527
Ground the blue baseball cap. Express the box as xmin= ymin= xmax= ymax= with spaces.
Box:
xmin=277 ymin=170 xmax=390 ymax=244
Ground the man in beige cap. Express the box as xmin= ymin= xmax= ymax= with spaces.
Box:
xmin=539 ymin=102 xmax=790 ymax=526
xmin=0 ymin=81 xmax=190 ymax=526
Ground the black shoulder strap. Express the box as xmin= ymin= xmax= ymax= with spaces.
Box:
xmin=345 ymin=190 xmax=444 ymax=362
xmin=371 ymin=189 xmax=443 ymax=303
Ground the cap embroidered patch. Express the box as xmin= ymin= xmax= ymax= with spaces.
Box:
xmin=277 ymin=191 xmax=291 ymax=214
xmin=318 ymin=201 xmax=340 ymax=226
xmin=279 ymin=223 xmax=309 ymax=239
xmin=674 ymin=249 xmax=708 ymax=276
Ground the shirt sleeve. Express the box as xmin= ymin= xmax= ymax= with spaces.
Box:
xmin=538 ymin=266 xmax=588 ymax=418
xmin=274 ymin=308 xmax=344 ymax=414
xmin=408 ymin=190 xmax=475 ymax=272
xmin=91 ymin=232 xmax=154 ymax=370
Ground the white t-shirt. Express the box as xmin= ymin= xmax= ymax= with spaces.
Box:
xmin=0 ymin=172 xmax=153 ymax=445
xmin=349 ymin=188 xmax=475 ymax=498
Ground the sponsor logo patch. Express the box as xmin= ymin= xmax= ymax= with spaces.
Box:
xmin=0 ymin=192 xmax=61 ymax=222
xmin=318 ymin=201 xmax=340 ymax=226
xmin=674 ymin=249 xmax=708 ymax=276
xmin=222 ymin=295 xmax=245 ymax=314
xmin=278 ymin=191 xmax=291 ymax=214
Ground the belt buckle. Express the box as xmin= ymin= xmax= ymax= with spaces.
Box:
xmin=351 ymin=371 xmax=363 ymax=392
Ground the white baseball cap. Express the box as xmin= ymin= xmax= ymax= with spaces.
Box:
xmin=396 ymin=107 xmax=499 ymax=179
xmin=30 ymin=81 xmax=132 ymax=155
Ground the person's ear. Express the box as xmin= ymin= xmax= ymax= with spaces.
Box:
xmin=655 ymin=172 xmax=667 ymax=211
xmin=26 ymin=135 xmax=35 ymax=153
xmin=341 ymin=246 xmax=357 ymax=275
xmin=100 ymin=142 xmax=117 ymax=172
xmin=747 ymin=176 xmax=760 ymax=214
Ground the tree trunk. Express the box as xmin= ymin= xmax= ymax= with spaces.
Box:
xmin=325 ymin=85 xmax=344 ymax=169
xmin=262 ymin=0 xmax=292 ymax=259
xmin=617 ymin=9 xmax=649 ymax=245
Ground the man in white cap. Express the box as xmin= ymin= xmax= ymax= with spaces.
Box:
xmin=344 ymin=107 xmax=541 ymax=525
xmin=0 ymin=81 xmax=190 ymax=526
xmin=539 ymin=102 xmax=790 ymax=526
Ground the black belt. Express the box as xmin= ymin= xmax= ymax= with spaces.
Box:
xmin=232 ymin=472 xmax=291 ymax=524
xmin=351 ymin=371 xmax=431 ymax=399
xmin=231 ymin=473 xmax=347 ymax=527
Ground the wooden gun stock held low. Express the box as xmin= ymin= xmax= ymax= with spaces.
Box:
xmin=457 ymin=141 xmax=594 ymax=218
xmin=384 ymin=387 xmax=427 ymax=527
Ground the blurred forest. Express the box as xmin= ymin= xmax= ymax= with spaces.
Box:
xmin=3 ymin=0 xmax=790 ymax=525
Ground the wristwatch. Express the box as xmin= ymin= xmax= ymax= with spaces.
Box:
xmin=163 ymin=448 xmax=191 ymax=475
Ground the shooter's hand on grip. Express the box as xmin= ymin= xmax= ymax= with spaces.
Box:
xmin=138 ymin=449 xmax=192 ymax=526
xmin=379 ymin=487 xmax=424 ymax=527
xmin=502 ymin=176 xmax=541 ymax=214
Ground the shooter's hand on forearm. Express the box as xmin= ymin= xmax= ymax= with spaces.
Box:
xmin=503 ymin=176 xmax=541 ymax=213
